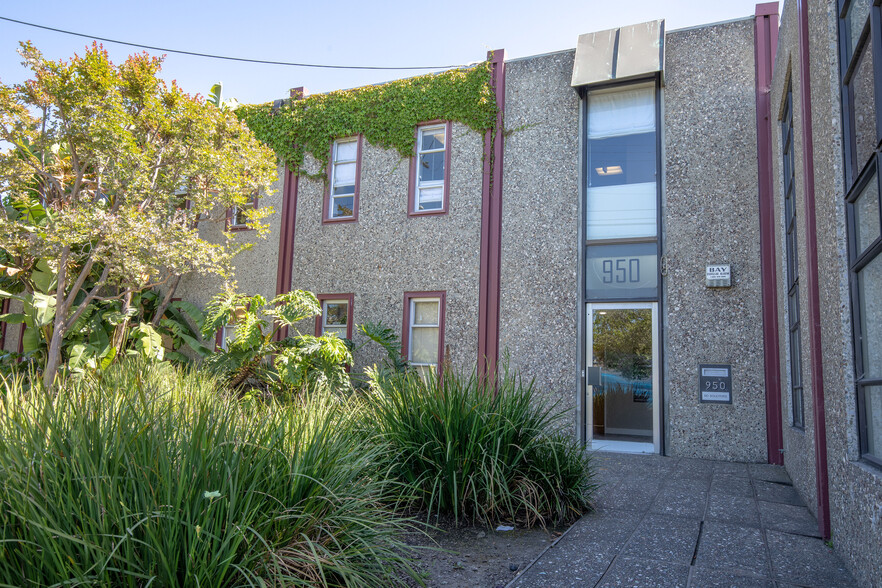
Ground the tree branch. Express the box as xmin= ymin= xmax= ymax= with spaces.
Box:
xmin=151 ymin=274 xmax=181 ymax=326
xmin=63 ymin=264 xmax=110 ymax=330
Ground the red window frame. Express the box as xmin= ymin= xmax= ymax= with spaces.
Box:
xmin=408 ymin=121 xmax=452 ymax=217
xmin=315 ymin=293 xmax=355 ymax=338
xmin=226 ymin=193 xmax=259 ymax=231
xmin=323 ymin=136 xmax=363 ymax=224
xmin=401 ymin=291 xmax=446 ymax=375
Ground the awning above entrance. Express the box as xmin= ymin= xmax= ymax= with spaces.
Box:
xmin=571 ymin=20 xmax=665 ymax=88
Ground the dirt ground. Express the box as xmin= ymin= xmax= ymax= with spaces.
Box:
xmin=402 ymin=519 xmax=568 ymax=588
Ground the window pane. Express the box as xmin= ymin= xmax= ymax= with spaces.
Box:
xmin=334 ymin=161 xmax=356 ymax=186
xmin=413 ymin=301 xmax=439 ymax=325
xmin=331 ymin=196 xmax=354 ymax=218
xmin=846 ymin=0 xmax=872 ymax=61
xmin=586 ymin=242 xmax=658 ymax=300
xmin=421 ymin=128 xmax=445 ymax=151
xmin=864 ymin=385 xmax=882 ymax=458
xmin=324 ymin=302 xmax=348 ymax=326
xmin=586 ymin=182 xmax=657 ymax=240
xmin=333 ymin=184 xmax=355 ymax=196
xmin=419 ymin=187 xmax=443 ymax=209
xmin=411 ymin=326 xmax=439 ymax=363
xmin=588 ymin=132 xmax=656 ymax=187
xmin=852 ymin=41 xmax=877 ymax=174
xmin=324 ymin=326 xmax=347 ymax=339
xmin=335 ymin=139 xmax=357 ymax=162
xmin=788 ymin=288 xmax=800 ymax=328
xmin=858 ymin=254 xmax=882 ymax=379
xmin=790 ymin=324 xmax=803 ymax=388
xmin=419 ymin=152 xmax=445 ymax=183
xmin=416 ymin=364 xmax=437 ymax=380
xmin=587 ymin=85 xmax=655 ymax=139
xmin=854 ymin=174 xmax=880 ymax=255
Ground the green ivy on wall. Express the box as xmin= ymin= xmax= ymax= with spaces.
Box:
xmin=236 ymin=61 xmax=497 ymax=175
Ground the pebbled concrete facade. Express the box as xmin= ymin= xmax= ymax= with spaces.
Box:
xmin=662 ymin=18 xmax=767 ymax=462
xmin=286 ymin=124 xmax=484 ymax=374
xmin=500 ymin=50 xmax=582 ymax=432
xmin=770 ymin=1 xmax=882 ymax=585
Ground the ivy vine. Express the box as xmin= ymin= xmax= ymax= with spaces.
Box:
xmin=236 ymin=61 xmax=497 ymax=175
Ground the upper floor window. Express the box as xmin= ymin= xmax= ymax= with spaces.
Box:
xmin=229 ymin=194 xmax=257 ymax=230
xmin=403 ymin=291 xmax=446 ymax=378
xmin=315 ymin=294 xmax=353 ymax=339
xmin=838 ymin=0 xmax=882 ymax=466
xmin=324 ymin=137 xmax=361 ymax=222
xmin=409 ymin=122 xmax=451 ymax=216
xmin=781 ymin=82 xmax=805 ymax=429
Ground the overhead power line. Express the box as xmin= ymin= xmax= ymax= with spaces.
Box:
xmin=0 ymin=16 xmax=467 ymax=70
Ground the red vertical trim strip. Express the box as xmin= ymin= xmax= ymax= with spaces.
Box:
xmin=274 ymin=167 xmax=299 ymax=341
xmin=477 ymin=49 xmax=506 ymax=380
xmin=797 ymin=0 xmax=831 ymax=540
xmin=755 ymin=2 xmax=784 ymax=466
xmin=0 ymin=298 xmax=9 ymax=350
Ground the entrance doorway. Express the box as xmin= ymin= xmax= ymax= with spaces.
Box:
xmin=586 ymin=302 xmax=659 ymax=453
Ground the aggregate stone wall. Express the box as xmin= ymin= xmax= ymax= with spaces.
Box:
xmin=1 ymin=299 xmax=24 ymax=353
xmin=770 ymin=0 xmax=882 ymax=585
xmin=176 ymin=167 xmax=286 ymax=311
xmin=662 ymin=17 xmax=767 ymax=462
xmin=499 ymin=50 xmax=581 ymax=433
xmin=770 ymin=2 xmax=821 ymax=515
xmin=287 ymin=124 xmax=484 ymax=374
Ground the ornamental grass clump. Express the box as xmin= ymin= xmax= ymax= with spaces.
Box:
xmin=0 ymin=360 xmax=420 ymax=587
xmin=366 ymin=368 xmax=596 ymax=527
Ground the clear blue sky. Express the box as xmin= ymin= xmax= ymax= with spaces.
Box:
xmin=0 ymin=0 xmax=779 ymax=105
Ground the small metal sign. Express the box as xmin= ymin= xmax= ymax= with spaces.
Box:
xmin=706 ymin=264 xmax=731 ymax=288
xmin=699 ymin=364 xmax=732 ymax=404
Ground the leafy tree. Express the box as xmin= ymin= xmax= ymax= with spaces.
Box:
xmin=0 ymin=43 xmax=277 ymax=387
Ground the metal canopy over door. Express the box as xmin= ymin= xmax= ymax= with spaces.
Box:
xmin=586 ymin=302 xmax=660 ymax=453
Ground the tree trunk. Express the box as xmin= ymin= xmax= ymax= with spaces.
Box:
xmin=151 ymin=274 xmax=181 ymax=326
xmin=43 ymin=318 xmax=65 ymax=390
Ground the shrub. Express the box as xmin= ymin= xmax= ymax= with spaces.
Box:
xmin=365 ymin=368 xmax=596 ymax=527
xmin=0 ymin=361 xmax=419 ymax=587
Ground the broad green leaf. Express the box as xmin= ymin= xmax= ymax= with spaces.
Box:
xmin=31 ymin=292 xmax=56 ymax=327
xmin=31 ymin=260 xmax=57 ymax=293
xmin=0 ymin=313 xmax=27 ymax=324
xmin=22 ymin=327 xmax=42 ymax=353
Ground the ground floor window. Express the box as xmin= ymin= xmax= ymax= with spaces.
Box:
xmin=316 ymin=294 xmax=353 ymax=339
xmin=403 ymin=291 xmax=445 ymax=378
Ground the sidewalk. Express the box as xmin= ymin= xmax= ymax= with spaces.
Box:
xmin=509 ymin=453 xmax=857 ymax=587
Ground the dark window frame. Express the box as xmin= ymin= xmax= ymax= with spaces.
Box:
xmin=323 ymin=136 xmax=362 ymax=224
xmin=781 ymin=81 xmax=805 ymax=429
xmin=838 ymin=0 xmax=882 ymax=467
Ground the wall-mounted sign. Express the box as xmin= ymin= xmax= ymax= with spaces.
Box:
xmin=699 ymin=364 xmax=732 ymax=404
xmin=706 ymin=264 xmax=731 ymax=288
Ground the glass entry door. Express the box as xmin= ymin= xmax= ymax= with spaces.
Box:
xmin=587 ymin=302 xmax=659 ymax=453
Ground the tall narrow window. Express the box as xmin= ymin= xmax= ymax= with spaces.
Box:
xmin=315 ymin=294 xmax=354 ymax=339
xmin=324 ymin=137 xmax=361 ymax=222
xmin=838 ymin=0 xmax=882 ymax=465
xmin=410 ymin=122 xmax=451 ymax=215
xmin=403 ymin=292 xmax=446 ymax=378
xmin=782 ymin=83 xmax=805 ymax=429
xmin=584 ymin=81 xmax=659 ymax=301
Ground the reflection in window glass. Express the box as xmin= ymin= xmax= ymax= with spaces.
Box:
xmin=865 ymin=385 xmax=882 ymax=459
xmin=322 ymin=300 xmax=349 ymax=338
xmin=854 ymin=174 xmax=880 ymax=255
xmin=852 ymin=41 xmax=877 ymax=175
xmin=858 ymin=255 xmax=882 ymax=379
xmin=331 ymin=138 xmax=358 ymax=218
xmin=586 ymin=83 xmax=657 ymax=242
xmin=416 ymin=126 xmax=446 ymax=211
xmin=231 ymin=198 xmax=255 ymax=228
xmin=846 ymin=0 xmax=872 ymax=61
xmin=408 ymin=298 xmax=440 ymax=374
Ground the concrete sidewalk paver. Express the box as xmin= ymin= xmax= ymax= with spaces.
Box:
xmin=509 ymin=453 xmax=857 ymax=588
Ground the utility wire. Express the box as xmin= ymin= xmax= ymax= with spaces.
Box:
xmin=0 ymin=16 xmax=467 ymax=70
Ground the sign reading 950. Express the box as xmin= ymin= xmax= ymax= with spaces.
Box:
xmin=586 ymin=242 xmax=658 ymax=300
